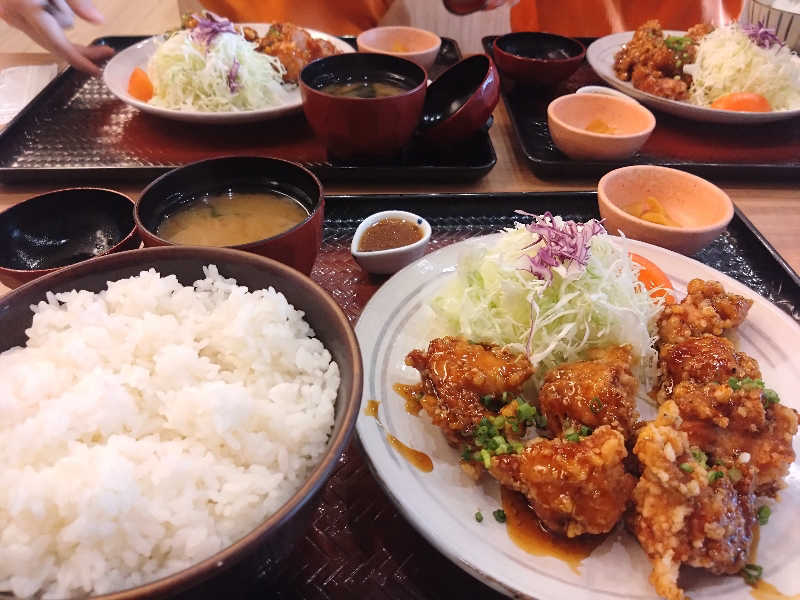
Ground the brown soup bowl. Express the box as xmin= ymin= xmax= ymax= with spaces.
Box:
xmin=135 ymin=157 xmax=323 ymax=275
xmin=0 ymin=188 xmax=138 ymax=290
xmin=493 ymin=31 xmax=585 ymax=86
xmin=0 ymin=245 xmax=362 ymax=599
xmin=299 ymin=52 xmax=427 ymax=160
xmin=418 ymin=54 xmax=500 ymax=145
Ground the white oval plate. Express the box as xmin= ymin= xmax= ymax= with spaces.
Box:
xmin=102 ymin=24 xmax=354 ymax=124
xmin=355 ymin=234 xmax=800 ymax=600
xmin=586 ymin=31 xmax=800 ymax=124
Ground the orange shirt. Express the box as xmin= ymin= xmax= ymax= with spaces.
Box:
xmin=510 ymin=0 xmax=744 ymax=37
xmin=200 ymin=0 xmax=393 ymax=35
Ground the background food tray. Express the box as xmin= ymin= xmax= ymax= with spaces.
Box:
xmin=0 ymin=37 xmax=495 ymax=184
xmin=482 ymin=36 xmax=800 ymax=180
xmin=165 ymin=192 xmax=798 ymax=600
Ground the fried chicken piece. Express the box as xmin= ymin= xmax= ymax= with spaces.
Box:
xmin=538 ymin=345 xmax=639 ymax=440
xmin=614 ymin=20 xmax=672 ymax=81
xmin=632 ymin=401 xmax=756 ymax=600
xmin=681 ymin=402 xmax=798 ymax=497
xmin=257 ymin=22 xmax=341 ymax=83
xmin=631 ymin=64 xmax=689 ymax=100
xmin=489 ymin=426 xmax=635 ymax=537
xmin=655 ymin=335 xmax=764 ymax=425
xmin=658 ymin=279 xmax=753 ymax=345
xmin=687 ymin=23 xmax=715 ymax=40
xmin=405 ymin=337 xmax=533 ymax=446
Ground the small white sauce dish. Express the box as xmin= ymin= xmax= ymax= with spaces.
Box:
xmin=351 ymin=210 xmax=432 ymax=275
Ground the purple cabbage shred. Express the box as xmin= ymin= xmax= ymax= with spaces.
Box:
xmin=515 ymin=211 xmax=606 ymax=283
xmin=227 ymin=57 xmax=240 ymax=93
xmin=191 ymin=11 xmax=237 ymax=46
xmin=743 ymin=21 xmax=784 ymax=48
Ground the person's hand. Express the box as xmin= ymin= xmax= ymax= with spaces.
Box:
xmin=0 ymin=0 xmax=115 ymax=75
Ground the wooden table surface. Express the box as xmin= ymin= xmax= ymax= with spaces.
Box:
xmin=0 ymin=0 xmax=799 ymax=300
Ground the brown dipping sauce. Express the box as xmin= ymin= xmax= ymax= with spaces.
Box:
xmin=387 ymin=434 xmax=434 ymax=472
xmin=392 ymin=382 xmax=423 ymax=415
xmin=363 ymin=397 xmax=433 ymax=472
xmin=500 ymin=487 xmax=606 ymax=574
xmin=357 ymin=218 xmax=424 ymax=252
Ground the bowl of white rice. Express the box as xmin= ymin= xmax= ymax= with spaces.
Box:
xmin=0 ymin=246 xmax=362 ymax=599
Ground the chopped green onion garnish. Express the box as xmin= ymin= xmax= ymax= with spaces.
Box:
xmin=691 ymin=448 xmax=708 ymax=468
xmin=493 ymin=509 xmax=507 ymax=523
xmin=475 ymin=511 xmax=484 ymax=523
xmin=741 ymin=563 xmax=763 ymax=585
xmin=763 ymin=388 xmax=780 ymax=406
xmin=535 ymin=413 xmax=548 ymax=428
xmin=757 ymin=505 xmax=771 ymax=526
xmin=679 ymin=462 xmax=694 ymax=473
xmin=728 ymin=467 xmax=742 ymax=483
xmin=564 ymin=432 xmax=580 ymax=442
xmin=729 ymin=377 xmax=765 ymax=391
xmin=578 ymin=425 xmax=593 ymax=437
xmin=708 ymin=470 xmax=724 ymax=483
xmin=480 ymin=449 xmax=491 ymax=469
xmin=493 ymin=416 xmax=506 ymax=428
xmin=461 ymin=447 xmax=472 ymax=461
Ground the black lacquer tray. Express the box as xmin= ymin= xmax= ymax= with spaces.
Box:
xmin=165 ymin=191 xmax=798 ymax=600
xmin=0 ymin=37 xmax=496 ymax=184
xmin=482 ymin=36 xmax=800 ymax=180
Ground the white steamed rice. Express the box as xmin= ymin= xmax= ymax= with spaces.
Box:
xmin=0 ymin=265 xmax=339 ymax=598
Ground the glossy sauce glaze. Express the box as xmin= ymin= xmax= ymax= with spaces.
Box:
xmin=387 ymin=434 xmax=434 ymax=472
xmin=500 ymin=487 xmax=605 ymax=574
xmin=392 ymin=382 xmax=423 ymax=415
xmin=363 ymin=398 xmax=433 ymax=472
xmin=749 ymin=580 xmax=800 ymax=600
xmin=357 ymin=218 xmax=424 ymax=252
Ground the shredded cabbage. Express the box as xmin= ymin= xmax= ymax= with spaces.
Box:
xmin=146 ymin=28 xmax=290 ymax=112
xmin=684 ymin=24 xmax=800 ymax=110
xmin=430 ymin=219 xmax=663 ymax=390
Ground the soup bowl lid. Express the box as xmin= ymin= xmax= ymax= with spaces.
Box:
xmin=417 ymin=54 xmax=500 ymax=145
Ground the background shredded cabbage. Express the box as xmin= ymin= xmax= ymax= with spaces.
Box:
xmin=431 ymin=224 xmax=663 ymax=391
xmin=147 ymin=30 xmax=290 ymax=112
xmin=685 ymin=24 xmax=800 ymax=110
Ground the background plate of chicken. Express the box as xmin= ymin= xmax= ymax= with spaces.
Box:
xmin=586 ymin=27 xmax=800 ymax=124
xmin=103 ymin=18 xmax=353 ymax=124
xmin=355 ymin=231 xmax=800 ymax=600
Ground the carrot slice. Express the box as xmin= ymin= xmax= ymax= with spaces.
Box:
xmin=630 ymin=252 xmax=674 ymax=303
xmin=128 ymin=67 xmax=154 ymax=102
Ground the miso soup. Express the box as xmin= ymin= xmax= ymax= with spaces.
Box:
xmin=156 ymin=190 xmax=309 ymax=247
xmin=319 ymin=77 xmax=412 ymax=98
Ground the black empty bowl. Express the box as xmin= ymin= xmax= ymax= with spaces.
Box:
xmin=0 ymin=188 xmax=138 ymax=289
xmin=493 ymin=31 xmax=585 ymax=86
xmin=418 ymin=54 xmax=500 ymax=145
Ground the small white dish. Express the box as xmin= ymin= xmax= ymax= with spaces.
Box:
xmin=350 ymin=210 xmax=431 ymax=275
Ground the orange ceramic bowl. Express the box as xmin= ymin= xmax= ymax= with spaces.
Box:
xmin=598 ymin=165 xmax=734 ymax=256
xmin=547 ymin=93 xmax=655 ymax=160
xmin=357 ymin=26 xmax=441 ymax=72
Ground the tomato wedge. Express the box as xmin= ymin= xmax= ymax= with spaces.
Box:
xmin=127 ymin=67 xmax=154 ymax=102
xmin=630 ymin=253 xmax=674 ymax=303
